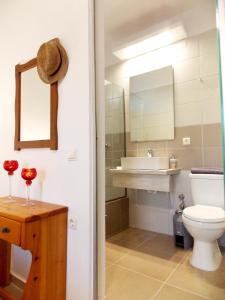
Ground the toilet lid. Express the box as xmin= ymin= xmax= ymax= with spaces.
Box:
xmin=183 ymin=205 xmax=225 ymax=223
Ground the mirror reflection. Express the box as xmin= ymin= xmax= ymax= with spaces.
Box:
xmin=15 ymin=58 xmax=58 ymax=150
xmin=20 ymin=67 xmax=50 ymax=141
xmin=130 ymin=66 xmax=174 ymax=141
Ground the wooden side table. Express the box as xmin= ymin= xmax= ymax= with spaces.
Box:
xmin=0 ymin=197 xmax=68 ymax=300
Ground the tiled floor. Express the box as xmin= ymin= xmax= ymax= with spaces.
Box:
xmin=0 ymin=282 xmax=23 ymax=300
xmin=106 ymin=228 xmax=225 ymax=300
xmin=5 ymin=282 xmax=23 ymax=299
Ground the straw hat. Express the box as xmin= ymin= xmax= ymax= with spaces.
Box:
xmin=37 ymin=38 xmax=68 ymax=84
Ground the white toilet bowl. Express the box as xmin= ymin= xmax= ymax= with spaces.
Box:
xmin=182 ymin=205 xmax=225 ymax=271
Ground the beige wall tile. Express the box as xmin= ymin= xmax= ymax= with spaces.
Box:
xmin=203 ymin=146 xmax=223 ymax=168
xmin=167 ymin=125 xmax=202 ymax=148
xmin=167 ymin=147 xmax=203 ymax=170
xmin=126 ymin=133 xmax=138 ymax=151
xmin=202 ymin=123 xmax=222 ymax=146
xmin=126 ymin=150 xmax=137 ymax=157
xmin=137 ymin=140 xmax=167 ymax=150
xmin=137 ymin=148 xmax=168 ymax=157
xmin=125 ymin=124 xmax=222 ymax=171
xmin=106 ymin=159 xmax=113 ymax=167
xmin=106 ymin=198 xmax=129 ymax=237
xmin=112 ymin=151 xmax=125 ymax=160
xmin=106 ymin=149 xmax=113 ymax=160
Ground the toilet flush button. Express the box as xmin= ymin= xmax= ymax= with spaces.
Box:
xmin=182 ymin=137 xmax=191 ymax=146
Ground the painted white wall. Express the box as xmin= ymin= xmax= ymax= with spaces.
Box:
xmin=0 ymin=0 xmax=95 ymax=299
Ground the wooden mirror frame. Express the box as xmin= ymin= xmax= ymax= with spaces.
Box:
xmin=14 ymin=58 xmax=58 ymax=150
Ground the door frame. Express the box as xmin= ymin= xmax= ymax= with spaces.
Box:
xmin=94 ymin=0 xmax=106 ymax=299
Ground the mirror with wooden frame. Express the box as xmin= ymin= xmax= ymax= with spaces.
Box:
xmin=14 ymin=58 xmax=58 ymax=150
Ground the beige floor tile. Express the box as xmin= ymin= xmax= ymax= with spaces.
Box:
xmin=116 ymin=247 xmax=179 ymax=281
xmin=107 ymin=228 xmax=157 ymax=251
xmin=5 ymin=283 xmax=23 ymax=299
xmin=106 ymin=261 xmax=113 ymax=268
xmin=106 ymin=242 xmax=129 ymax=264
xmin=107 ymin=236 xmax=149 ymax=250
xmin=106 ymin=264 xmax=162 ymax=300
xmin=154 ymin=284 xmax=208 ymax=300
xmin=106 ymin=229 xmax=224 ymax=300
xmin=108 ymin=228 xmax=156 ymax=244
xmin=168 ymin=253 xmax=225 ymax=300
xmin=137 ymin=233 xmax=188 ymax=261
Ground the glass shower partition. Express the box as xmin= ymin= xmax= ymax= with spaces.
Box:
xmin=105 ymin=82 xmax=126 ymax=201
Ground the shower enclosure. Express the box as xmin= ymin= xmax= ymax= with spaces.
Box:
xmin=105 ymin=81 xmax=128 ymax=236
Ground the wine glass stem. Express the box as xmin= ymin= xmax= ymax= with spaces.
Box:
xmin=8 ymin=175 xmax=12 ymax=199
xmin=27 ymin=185 xmax=30 ymax=204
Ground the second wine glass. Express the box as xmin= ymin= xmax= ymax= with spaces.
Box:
xmin=21 ymin=168 xmax=37 ymax=206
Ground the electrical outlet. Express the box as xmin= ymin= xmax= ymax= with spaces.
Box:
xmin=68 ymin=217 xmax=77 ymax=229
xmin=182 ymin=137 xmax=191 ymax=146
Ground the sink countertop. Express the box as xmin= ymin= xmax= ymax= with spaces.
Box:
xmin=109 ymin=168 xmax=181 ymax=176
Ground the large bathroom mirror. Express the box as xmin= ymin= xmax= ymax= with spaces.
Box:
xmin=129 ymin=66 xmax=174 ymax=141
xmin=15 ymin=58 xmax=58 ymax=150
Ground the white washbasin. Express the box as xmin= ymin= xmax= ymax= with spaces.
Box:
xmin=121 ymin=157 xmax=169 ymax=170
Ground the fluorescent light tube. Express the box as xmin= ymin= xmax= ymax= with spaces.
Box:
xmin=113 ymin=25 xmax=187 ymax=61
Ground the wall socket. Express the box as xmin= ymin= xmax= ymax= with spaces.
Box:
xmin=68 ymin=217 xmax=77 ymax=230
xmin=182 ymin=137 xmax=191 ymax=146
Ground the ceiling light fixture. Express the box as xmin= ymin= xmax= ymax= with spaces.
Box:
xmin=113 ymin=25 xmax=187 ymax=61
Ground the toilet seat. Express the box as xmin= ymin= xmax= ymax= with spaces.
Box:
xmin=183 ymin=205 xmax=225 ymax=223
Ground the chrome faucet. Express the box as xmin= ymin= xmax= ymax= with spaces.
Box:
xmin=147 ymin=149 xmax=154 ymax=157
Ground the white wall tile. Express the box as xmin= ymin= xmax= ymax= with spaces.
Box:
xmin=200 ymin=75 xmax=220 ymax=99
xmin=202 ymin=96 xmax=221 ymax=124
xmin=134 ymin=206 xmax=173 ymax=235
xmin=175 ymin=102 xmax=202 ymax=127
xmin=174 ymin=57 xmax=200 ymax=83
xmin=128 ymin=171 xmax=193 ymax=235
xmin=199 ymin=29 xmax=219 ymax=57
xmin=176 ymin=36 xmax=199 ymax=61
xmin=200 ymin=55 xmax=219 ymax=77
xmin=175 ymin=79 xmax=201 ymax=105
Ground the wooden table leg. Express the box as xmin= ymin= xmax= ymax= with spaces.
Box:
xmin=22 ymin=213 xmax=67 ymax=300
xmin=0 ymin=240 xmax=11 ymax=287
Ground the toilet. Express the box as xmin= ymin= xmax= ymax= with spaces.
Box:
xmin=182 ymin=171 xmax=225 ymax=271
